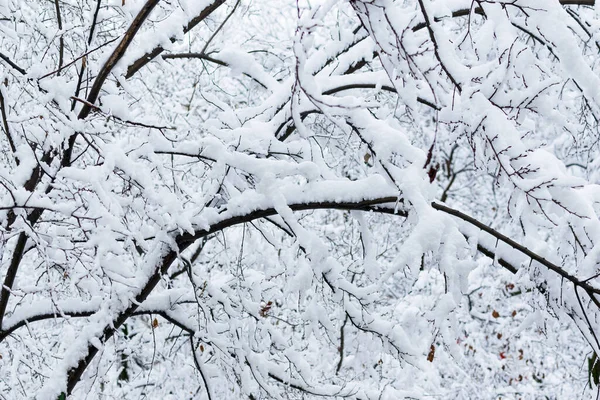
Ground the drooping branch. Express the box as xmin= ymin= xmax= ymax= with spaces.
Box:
xmin=274 ymin=85 xmax=439 ymax=140
xmin=432 ymin=202 xmax=600 ymax=301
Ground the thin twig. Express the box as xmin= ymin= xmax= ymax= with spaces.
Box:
xmin=200 ymin=0 xmax=241 ymax=55
xmin=190 ymin=337 xmax=214 ymax=400
xmin=38 ymin=37 xmax=119 ymax=80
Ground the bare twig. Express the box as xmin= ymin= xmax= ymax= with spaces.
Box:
xmin=38 ymin=37 xmax=119 ymax=80
xmin=199 ymin=0 xmax=241 ymax=55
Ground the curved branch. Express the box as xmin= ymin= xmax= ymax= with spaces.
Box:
xmin=57 ymin=190 xmax=600 ymax=395
xmin=61 ymin=195 xmax=402 ymax=394
xmin=274 ymin=84 xmax=439 ymax=140
xmin=0 ymin=308 xmax=195 ymax=342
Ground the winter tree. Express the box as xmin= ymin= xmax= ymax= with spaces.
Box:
xmin=0 ymin=0 xmax=599 ymax=398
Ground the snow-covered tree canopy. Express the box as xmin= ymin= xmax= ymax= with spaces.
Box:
xmin=0 ymin=0 xmax=599 ymax=398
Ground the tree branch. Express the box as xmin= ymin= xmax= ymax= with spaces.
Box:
xmin=53 ymin=0 xmax=64 ymax=74
xmin=0 ymin=233 xmax=27 ymax=330
xmin=0 ymin=87 xmax=17 ymax=156
xmin=0 ymin=52 xmax=26 ymax=75
xmin=125 ymin=0 xmax=227 ymax=79
xmin=0 ymin=308 xmax=195 ymax=342
xmin=78 ymin=0 xmax=160 ymax=120
xmin=412 ymin=0 xmax=595 ymax=32
xmin=55 ymin=190 xmax=600 ymax=395
xmin=432 ymin=202 xmax=600 ymax=298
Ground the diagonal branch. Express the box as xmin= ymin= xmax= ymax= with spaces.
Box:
xmin=199 ymin=0 xmax=240 ymax=55
xmin=78 ymin=0 xmax=160 ymax=120
xmin=125 ymin=0 xmax=227 ymax=79
xmin=0 ymin=52 xmax=26 ymax=75
xmin=432 ymin=202 xmax=600 ymax=300
xmin=416 ymin=0 xmax=462 ymax=92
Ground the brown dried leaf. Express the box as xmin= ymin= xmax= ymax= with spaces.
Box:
xmin=427 ymin=345 xmax=435 ymax=362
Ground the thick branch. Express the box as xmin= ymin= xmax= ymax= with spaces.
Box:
xmin=0 ymin=88 xmax=16 ymax=155
xmin=62 ymin=196 xmax=401 ymax=394
xmin=78 ymin=0 xmax=159 ymax=120
xmin=0 ymin=233 xmax=27 ymax=330
xmin=561 ymin=0 xmax=594 ymax=4
xmin=125 ymin=0 xmax=227 ymax=79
